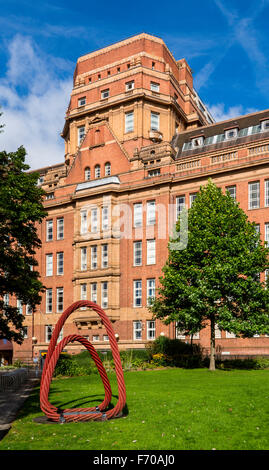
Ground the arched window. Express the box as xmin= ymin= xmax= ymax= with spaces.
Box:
xmin=105 ymin=162 xmax=111 ymax=176
xmin=95 ymin=164 xmax=101 ymax=179
xmin=85 ymin=167 xmax=91 ymax=181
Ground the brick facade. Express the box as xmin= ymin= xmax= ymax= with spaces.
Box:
xmin=8 ymin=33 xmax=269 ymax=361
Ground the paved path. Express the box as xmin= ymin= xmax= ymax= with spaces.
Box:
xmin=0 ymin=371 xmax=40 ymax=441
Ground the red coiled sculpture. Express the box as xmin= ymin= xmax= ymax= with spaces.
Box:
xmin=40 ymin=300 xmax=126 ymax=422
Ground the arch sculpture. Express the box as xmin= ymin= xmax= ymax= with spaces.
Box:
xmin=40 ymin=301 xmax=126 ymax=422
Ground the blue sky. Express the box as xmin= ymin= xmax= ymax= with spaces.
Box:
xmin=1 ymin=0 xmax=269 ymax=170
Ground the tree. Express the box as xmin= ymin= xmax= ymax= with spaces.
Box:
xmin=0 ymin=146 xmax=47 ymax=343
xmin=150 ymin=180 xmax=269 ymax=370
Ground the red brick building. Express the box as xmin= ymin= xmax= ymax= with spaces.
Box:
xmin=6 ymin=33 xmax=269 ymax=362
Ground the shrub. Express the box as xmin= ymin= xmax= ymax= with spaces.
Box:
xmin=218 ymin=357 xmax=269 ymax=370
xmin=53 ymin=355 xmax=92 ymax=377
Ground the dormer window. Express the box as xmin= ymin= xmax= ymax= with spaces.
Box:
xmin=191 ymin=136 xmax=204 ymax=148
xmin=261 ymin=119 xmax=269 ymax=131
xmin=78 ymin=97 xmax=86 ymax=107
xmin=225 ymin=128 xmax=238 ymax=140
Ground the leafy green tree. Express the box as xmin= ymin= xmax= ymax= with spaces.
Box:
xmin=151 ymin=180 xmax=269 ymax=370
xmin=0 ymin=146 xmax=47 ymax=343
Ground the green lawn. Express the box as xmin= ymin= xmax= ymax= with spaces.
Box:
xmin=1 ymin=368 xmax=269 ymax=450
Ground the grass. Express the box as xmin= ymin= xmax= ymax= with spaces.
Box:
xmin=0 ymin=368 xmax=269 ymax=450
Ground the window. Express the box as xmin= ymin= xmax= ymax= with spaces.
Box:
xmin=226 ymin=331 xmax=236 ymax=338
xmin=176 ymin=324 xmax=186 ymax=340
xmin=22 ymin=326 xmax=28 ymax=339
xmin=147 ymin=320 xmax=156 ymax=340
xmin=150 ymin=82 xmax=160 ymax=92
xmin=57 ymin=252 xmax=64 ymax=275
xmin=78 ymin=126 xmax=85 ymax=145
xmin=103 ymin=335 xmax=109 ymax=341
xmin=133 ymin=241 xmax=142 ymax=266
xmin=125 ymin=80 xmax=134 ymax=91
xmin=38 ymin=176 xmax=44 ymax=185
xmin=261 ymin=119 xmax=269 ymax=131
xmin=46 ymin=254 xmax=53 ymax=276
xmin=85 ymin=167 xmax=91 ymax=181
xmin=91 ymin=245 xmax=98 ymax=269
xmin=26 ymin=304 xmax=32 ymax=315
xmin=265 ymin=180 xmax=269 ymax=207
xmin=91 ymin=208 xmax=98 ymax=233
xmin=225 ymin=128 xmax=238 ymax=140
xmin=133 ymin=320 xmax=142 ymax=340
xmin=101 ymin=244 xmax=108 ymax=268
xmin=17 ymin=299 xmax=23 ymax=315
xmin=133 ymin=280 xmax=142 ymax=307
xmin=45 ymin=193 xmax=54 ymax=200
xmin=80 ymin=283 xmax=87 ymax=310
xmin=117 ymin=67 xmax=120 ymax=73
xmin=56 ymin=287 xmax=64 ymax=313
xmin=95 ymin=164 xmax=101 ymax=179
xmin=46 ymin=289 xmax=53 ymax=313
xmin=45 ymin=325 xmax=53 ymax=343
xmin=105 ymin=162 xmax=111 ymax=176
xmin=148 ymin=169 xmax=160 ymax=177
xmin=226 ymin=186 xmax=236 ymax=200
xmin=93 ymin=335 xmax=100 ymax=342
xmin=101 ymin=282 xmax=108 ymax=309
xmin=152 ymin=62 xmax=155 ymax=70
xmin=147 ymin=278 xmax=155 ymax=306
xmin=125 ymin=111 xmax=134 ymax=133
xmin=91 ymin=283 xmax=97 ymax=304
xmin=265 ymin=223 xmax=269 ymax=245
xmin=150 ymin=112 xmax=160 ymax=131
xmin=191 ymin=136 xmax=204 ymax=148
xmin=80 ymin=210 xmax=87 ymax=234
xmin=78 ymin=96 xmax=86 ymax=107
xmin=189 ymin=193 xmax=197 ymax=207
xmin=176 ymin=196 xmax=185 ymax=219
xmin=57 ymin=218 xmax=64 ymax=240
xmin=134 ymin=203 xmax=142 ymax=227
xmin=215 ymin=324 xmax=222 ymax=339
xmin=192 ymin=332 xmax=200 ymax=340
xmin=3 ymin=294 xmax=9 ymax=307
xmin=147 ymin=200 xmax=156 ymax=225
xmin=102 ymin=206 xmax=109 ymax=231
xmin=147 ymin=239 xmax=156 ymax=265
xmin=101 ymin=89 xmax=109 ymax=99
xmin=81 ymin=247 xmax=87 ymax=271
xmin=248 ymin=181 xmax=260 ymax=209
xmin=46 ymin=220 xmax=53 ymax=241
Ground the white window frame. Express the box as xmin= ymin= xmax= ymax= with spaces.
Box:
xmin=46 ymin=289 xmax=53 ymax=313
xmin=146 ymin=200 xmax=156 ymax=225
xmin=265 ymin=223 xmax=269 ymax=245
xmin=81 ymin=247 xmax=87 ymax=271
xmin=78 ymin=125 xmax=85 ymax=145
xmin=101 ymin=282 xmax=108 ymax=309
xmin=78 ymin=96 xmax=86 ymax=107
xmin=91 ymin=207 xmax=98 ymax=233
xmin=125 ymin=80 xmax=134 ymax=91
xmin=150 ymin=112 xmax=160 ymax=131
xmin=125 ymin=111 xmax=134 ymax=133
xmin=248 ymin=181 xmax=260 ymax=209
xmin=147 ymin=320 xmax=156 ymax=340
xmin=147 ymin=239 xmax=156 ymax=265
xmin=46 ymin=254 xmax=53 ymax=277
xmin=91 ymin=245 xmax=98 ymax=270
xmin=133 ymin=280 xmax=142 ymax=307
xmin=133 ymin=241 xmax=142 ymax=266
xmin=101 ymin=244 xmax=108 ymax=268
xmin=85 ymin=167 xmax=91 ymax=181
xmin=57 ymin=218 xmax=64 ymax=240
xmin=80 ymin=210 xmax=87 ymax=234
xmin=17 ymin=299 xmax=23 ymax=315
xmin=133 ymin=320 xmax=142 ymax=340
xmin=95 ymin=165 xmax=101 ymax=178
xmin=91 ymin=283 xmax=97 ymax=304
xmin=56 ymin=287 xmax=64 ymax=313
xmin=134 ymin=203 xmax=142 ymax=227
xmin=101 ymin=89 xmax=109 ymax=99
xmin=80 ymin=283 xmax=87 ymax=310
xmin=147 ymin=278 xmax=155 ymax=306
xmin=189 ymin=193 xmax=198 ymax=207
xmin=102 ymin=206 xmax=109 ymax=231
xmin=105 ymin=162 xmax=111 ymax=176
xmin=57 ymin=252 xmax=64 ymax=275
xmin=226 ymin=185 xmax=236 ymax=200
xmin=265 ymin=180 xmax=269 ymax=207
xmin=46 ymin=220 xmax=53 ymax=241
xmin=150 ymin=82 xmax=160 ymax=92
xmin=45 ymin=325 xmax=53 ymax=343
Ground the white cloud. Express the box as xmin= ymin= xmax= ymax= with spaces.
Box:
xmin=0 ymin=34 xmax=73 ymax=170
xmin=208 ymin=103 xmax=258 ymax=122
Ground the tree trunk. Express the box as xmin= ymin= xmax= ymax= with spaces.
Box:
xmin=209 ymin=317 xmax=216 ymax=371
